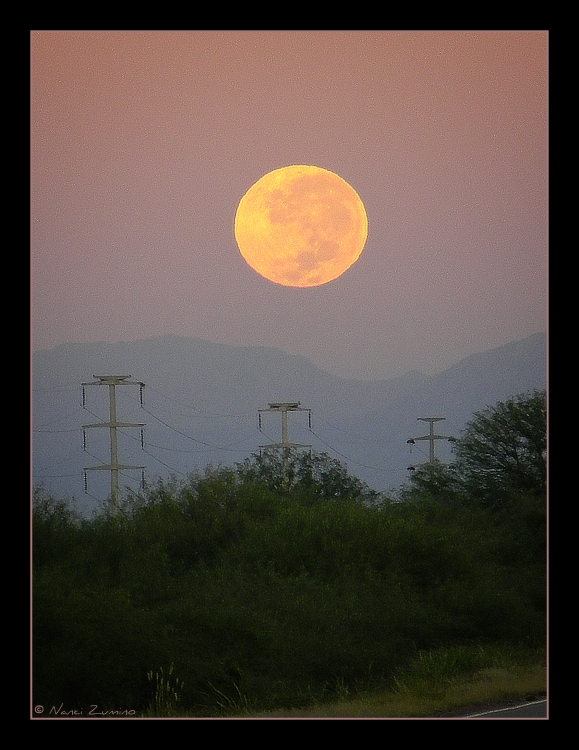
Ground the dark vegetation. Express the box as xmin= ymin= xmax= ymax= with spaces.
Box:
xmin=32 ymin=391 xmax=546 ymax=717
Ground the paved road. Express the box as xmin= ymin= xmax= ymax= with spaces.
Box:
xmin=465 ymin=699 xmax=547 ymax=718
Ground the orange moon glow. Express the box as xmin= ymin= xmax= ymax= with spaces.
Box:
xmin=234 ymin=165 xmax=368 ymax=287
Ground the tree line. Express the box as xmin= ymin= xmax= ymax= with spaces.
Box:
xmin=32 ymin=390 xmax=546 ymax=716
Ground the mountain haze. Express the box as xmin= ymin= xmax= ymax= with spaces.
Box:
xmin=32 ymin=332 xmax=546 ymax=514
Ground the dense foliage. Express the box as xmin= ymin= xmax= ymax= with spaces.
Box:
xmin=32 ymin=392 xmax=546 ymax=717
xmin=454 ymin=390 xmax=547 ymax=506
xmin=401 ymin=390 xmax=547 ymax=508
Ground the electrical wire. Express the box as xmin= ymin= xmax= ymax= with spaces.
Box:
xmin=141 ymin=406 xmax=250 ymax=452
xmin=308 ymin=428 xmax=392 ymax=473
xmin=307 ymin=424 xmax=425 ymax=476
xmin=32 ymin=407 xmax=86 ymax=430
xmin=311 ymin=414 xmax=384 ymax=445
xmin=32 ymin=427 xmax=80 ymax=434
xmin=31 ymin=384 xmax=80 ymax=394
xmin=34 ymin=382 xmax=429 ymax=500
xmin=140 ymin=447 xmax=187 ymax=477
xmin=145 ymin=385 xmax=254 ymax=419
xmin=33 ymin=450 xmax=83 ymax=477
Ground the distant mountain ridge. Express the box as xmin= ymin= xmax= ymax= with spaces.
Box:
xmin=32 ymin=332 xmax=546 ymax=514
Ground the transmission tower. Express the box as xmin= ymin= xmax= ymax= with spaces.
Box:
xmin=82 ymin=375 xmax=146 ymax=515
xmin=258 ymin=402 xmax=312 ymax=486
xmin=407 ymin=417 xmax=456 ymax=468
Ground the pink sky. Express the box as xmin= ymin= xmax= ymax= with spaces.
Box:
xmin=31 ymin=31 xmax=547 ymax=379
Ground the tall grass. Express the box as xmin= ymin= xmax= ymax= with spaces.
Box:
xmin=145 ymin=663 xmax=184 ymax=717
xmin=392 ymin=642 xmax=543 ymax=699
xmin=247 ymin=643 xmax=546 ymax=718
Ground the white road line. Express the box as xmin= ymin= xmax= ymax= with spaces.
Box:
xmin=466 ymin=699 xmax=547 ymax=718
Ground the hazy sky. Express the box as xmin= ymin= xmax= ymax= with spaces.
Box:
xmin=31 ymin=31 xmax=547 ymax=380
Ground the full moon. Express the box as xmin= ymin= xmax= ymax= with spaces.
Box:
xmin=234 ymin=165 xmax=368 ymax=287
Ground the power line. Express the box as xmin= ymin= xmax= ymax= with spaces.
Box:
xmin=145 ymin=385 xmax=253 ymax=419
xmin=142 ymin=406 xmax=245 ymax=452
xmin=32 ymin=408 xmax=86 ymax=430
xmin=33 ymin=427 xmax=80 ymax=434
xmin=35 ymin=371 xmax=463 ymax=500
xmin=140 ymin=447 xmax=187 ymax=477
xmin=33 ymin=450 xmax=82 ymax=476
xmin=308 ymin=428 xmax=411 ymax=475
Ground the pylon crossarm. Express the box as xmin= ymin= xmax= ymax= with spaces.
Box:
xmin=84 ymin=464 xmax=146 ymax=471
xmin=83 ymin=422 xmax=145 ymax=429
xmin=260 ymin=443 xmax=312 ymax=450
